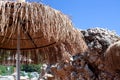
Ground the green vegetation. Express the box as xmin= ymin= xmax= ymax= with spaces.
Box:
xmin=0 ymin=64 xmax=42 ymax=76
xmin=20 ymin=64 xmax=42 ymax=73
xmin=0 ymin=65 xmax=14 ymax=76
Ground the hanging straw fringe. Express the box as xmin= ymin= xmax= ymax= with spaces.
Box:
xmin=0 ymin=1 xmax=88 ymax=65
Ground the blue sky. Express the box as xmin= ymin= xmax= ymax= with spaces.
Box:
xmin=29 ymin=0 xmax=120 ymax=35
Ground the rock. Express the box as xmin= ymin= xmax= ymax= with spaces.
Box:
xmin=39 ymin=28 xmax=120 ymax=80
xmin=105 ymin=41 xmax=120 ymax=73
xmin=0 ymin=76 xmax=15 ymax=80
xmin=81 ymin=27 xmax=120 ymax=79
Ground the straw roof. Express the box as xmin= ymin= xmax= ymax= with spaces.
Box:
xmin=0 ymin=1 xmax=88 ymax=64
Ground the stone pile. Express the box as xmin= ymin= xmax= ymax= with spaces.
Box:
xmin=39 ymin=28 xmax=120 ymax=80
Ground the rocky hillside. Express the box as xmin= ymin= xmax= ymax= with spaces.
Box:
xmin=81 ymin=28 xmax=120 ymax=80
xmin=39 ymin=28 xmax=120 ymax=80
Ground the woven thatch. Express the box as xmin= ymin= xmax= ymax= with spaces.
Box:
xmin=0 ymin=1 xmax=88 ymax=65
xmin=105 ymin=41 xmax=120 ymax=73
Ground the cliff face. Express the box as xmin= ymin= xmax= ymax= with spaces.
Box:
xmin=39 ymin=28 xmax=120 ymax=80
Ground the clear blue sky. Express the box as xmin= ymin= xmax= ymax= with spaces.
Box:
xmin=28 ymin=0 xmax=120 ymax=35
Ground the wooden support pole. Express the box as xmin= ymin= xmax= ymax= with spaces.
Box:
xmin=16 ymin=25 xmax=21 ymax=80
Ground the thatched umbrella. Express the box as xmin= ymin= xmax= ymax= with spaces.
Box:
xmin=0 ymin=0 xmax=88 ymax=80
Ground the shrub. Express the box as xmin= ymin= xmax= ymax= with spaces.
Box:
xmin=0 ymin=65 xmax=14 ymax=76
xmin=20 ymin=64 xmax=42 ymax=73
